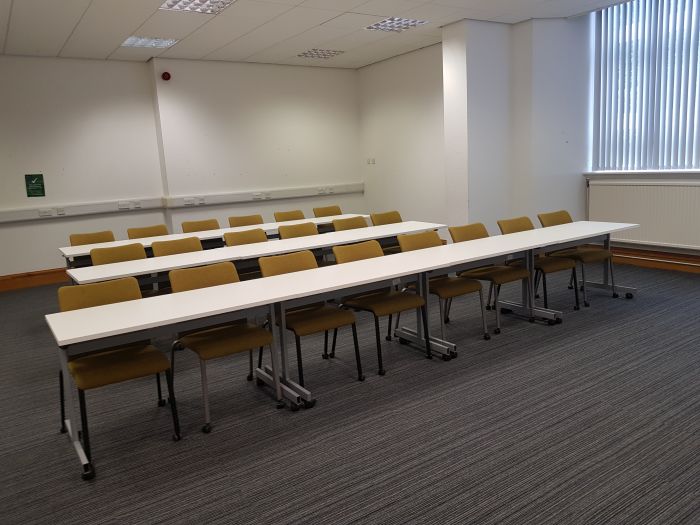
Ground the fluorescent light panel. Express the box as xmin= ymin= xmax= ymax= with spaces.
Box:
xmin=297 ymin=49 xmax=344 ymax=59
xmin=121 ymin=36 xmax=178 ymax=48
xmin=366 ymin=17 xmax=428 ymax=32
xmin=159 ymin=0 xmax=236 ymax=15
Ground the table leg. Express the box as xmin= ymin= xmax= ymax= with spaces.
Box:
xmin=57 ymin=349 xmax=91 ymax=473
xmin=583 ymin=234 xmax=636 ymax=296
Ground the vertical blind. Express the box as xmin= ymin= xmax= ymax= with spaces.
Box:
xmin=594 ymin=0 xmax=700 ymax=171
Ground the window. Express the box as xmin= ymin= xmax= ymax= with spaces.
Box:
xmin=594 ymin=0 xmax=700 ymax=171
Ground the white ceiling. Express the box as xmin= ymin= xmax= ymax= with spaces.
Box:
xmin=0 ymin=0 xmax=627 ymax=69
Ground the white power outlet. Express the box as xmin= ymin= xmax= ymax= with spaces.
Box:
xmin=38 ymin=209 xmax=54 ymax=217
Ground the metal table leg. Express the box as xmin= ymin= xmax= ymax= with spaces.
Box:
xmin=584 ymin=234 xmax=637 ymax=296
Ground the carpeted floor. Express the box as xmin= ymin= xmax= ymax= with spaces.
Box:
xmin=0 ymin=265 xmax=698 ymax=524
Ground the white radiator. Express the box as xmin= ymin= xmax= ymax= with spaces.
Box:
xmin=588 ymin=179 xmax=700 ymax=251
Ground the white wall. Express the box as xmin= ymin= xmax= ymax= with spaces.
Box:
xmin=359 ymin=45 xmax=446 ymax=224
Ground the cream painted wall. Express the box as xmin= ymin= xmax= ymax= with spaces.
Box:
xmin=359 ymin=45 xmax=447 ymax=224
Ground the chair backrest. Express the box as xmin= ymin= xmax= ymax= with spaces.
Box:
xmin=449 ymin=223 xmax=490 ymax=243
xmin=278 ymin=222 xmax=318 ymax=239
xmin=538 ymin=210 xmax=573 ymax=227
xmin=90 ymin=243 xmax=147 ymax=266
xmin=69 ymin=230 xmax=115 ymax=246
xmin=333 ymin=240 xmax=384 ymax=264
xmin=151 ymin=237 xmax=203 ymax=257
xmin=370 ymin=210 xmax=402 ymax=226
xmin=259 ymin=250 xmax=318 ymax=277
xmin=274 ymin=210 xmax=305 ymax=222
xmin=169 ymin=262 xmax=239 ymax=293
xmin=397 ymin=230 xmax=442 ymax=252
xmin=228 ymin=214 xmax=264 ymax=227
xmin=313 ymin=205 xmax=342 ymax=217
xmin=182 ymin=219 xmax=220 ymax=233
xmin=224 ymin=228 xmax=268 ymax=246
xmin=497 ymin=216 xmax=535 ymax=235
xmin=332 ymin=216 xmax=368 ymax=231
xmin=127 ymin=224 xmax=168 ymax=239
xmin=58 ymin=277 xmax=141 ymax=312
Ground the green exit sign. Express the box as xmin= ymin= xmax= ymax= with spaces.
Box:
xmin=25 ymin=174 xmax=45 ymax=197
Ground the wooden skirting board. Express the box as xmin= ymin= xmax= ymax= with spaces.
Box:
xmin=0 ymin=268 xmax=69 ymax=292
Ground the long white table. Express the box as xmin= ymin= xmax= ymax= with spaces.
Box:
xmin=59 ymin=214 xmax=370 ymax=264
xmin=67 ymin=221 xmax=446 ymax=285
xmin=46 ymin=220 xmax=638 ymax=476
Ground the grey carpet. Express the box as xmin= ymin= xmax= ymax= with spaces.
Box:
xmin=0 ymin=265 xmax=698 ymax=524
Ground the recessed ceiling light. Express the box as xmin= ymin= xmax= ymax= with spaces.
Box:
xmin=159 ymin=0 xmax=237 ymax=15
xmin=365 ymin=17 xmax=428 ymax=32
xmin=121 ymin=36 xmax=179 ymax=48
xmin=297 ymin=49 xmax=345 ymax=59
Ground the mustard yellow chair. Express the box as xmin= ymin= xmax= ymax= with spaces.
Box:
xmin=57 ymin=277 xmax=181 ymax=480
xmin=497 ymin=216 xmax=579 ymax=311
xmin=332 ymin=216 xmax=368 ymax=231
xmin=228 ymin=214 xmax=264 ymax=227
xmin=182 ymin=219 xmax=220 ymax=233
xmin=313 ymin=205 xmax=342 ymax=217
xmin=90 ymin=243 xmax=146 ymax=266
xmin=333 ymin=240 xmax=430 ymax=374
xmin=169 ymin=262 xmax=273 ymax=433
xmin=449 ymin=223 xmax=532 ymax=334
xmin=69 ymin=230 xmax=115 ymax=246
xmin=538 ymin=210 xmax=619 ymax=306
xmin=224 ymin=229 xmax=268 ymax=246
xmin=127 ymin=224 xmax=168 ymax=239
xmin=397 ymin=230 xmax=489 ymax=341
xmin=151 ymin=237 xmax=203 ymax=257
xmin=369 ymin=211 xmax=403 ymax=254
xmin=258 ymin=250 xmax=363 ymax=386
xmin=278 ymin=222 xmax=319 ymax=240
xmin=274 ymin=210 xmax=305 ymax=222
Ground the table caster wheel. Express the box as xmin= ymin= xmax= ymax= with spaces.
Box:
xmin=584 ymin=301 xmax=590 ymax=307
xmin=529 ymin=318 xmax=535 ymax=323
xmin=378 ymin=369 xmax=386 ymax=376
xmin=276 ymin=401 xmax=286 ymax=409
xmin=172 ymin=433 xmax=181 ymax=442
xmin=494 ymin=328 xmax=501 ymax=335
xmin=81 ymin=463 xmax=95 ymax=481
xmin=568 ymin=285 xmax=574 ymax=290
xmin=202 ymin=423 xmax=212 ymax=434
xmin=158 ymin=399 xmax=166 ymax=407
xmin=426 ymin=353 xmax=433 ymax=360
xmin=60 ymin=425 xmax=67 ymax=434
xmin=441 ymin=355 xmax=450 ymax=361
xmin=501 ymin=308 xmax=512 ymax=314
xmin=555 ymin=318 xmax=562 ymax=324
xmin=535 ymin=294 xmax=540 ymax=299
xmin=612 ymin=293 xmax=619 ymax=298
xmin=358 ymin=375 xmax=365 ymax=381
xmin=322 ymin=353 xmax=329 ymax=360
xmin=385 ymin=335 xmax=392 ymax=341
xmin=290 ymin=402 xmax=300 ymax=412
xmin=547 ymin=319 xmax=556 ymax=326
xmin=246 ymin=374 xmax=253 ymax=381
xmin=444 ymin=317 xmax=450 ymax=324
xmin=303 ymin=399 xmax=316 ymax=409
xmin=483 ymin=333 xmax=491 ymax=340
xmin=256 ymin=378 xmax=265 ymax=387
xmin=574 ymin=306 xmax=580 ymax=311
xmin=399 ymin=338 xmax=408 ymax=345
xmin=329 ymin=352 xmax=335 ymax=358
xmin=485 ymin=305 xmax=491 ymax=311
xmin=626 ymin=293 xmax=634 ymax=299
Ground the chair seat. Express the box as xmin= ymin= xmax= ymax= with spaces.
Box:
xmin=550 ymin=246 xmax=611 ymax=264
xmin=382 ymin=245 xmax=402 ymax=255
xmin=285 ymin=305 xmax=356 ymax=337
xmin=533 ymin=255 xmax=576 ymax=273
xmin=344 ymin=290 xmax=425 ymax=317
xmin=181 ymin=323 xmax=273 ymax=361
xmin=68 ymin=345 xmax=169 ymax=390
xmin=460 ymin=265 xmax=530 ymax=285
xmin=429 ymin=276 xmax=481 ymax=299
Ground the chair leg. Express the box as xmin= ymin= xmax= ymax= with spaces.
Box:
xmin=386 ymin=314 xmax=392 ymax=341
xmin=572 ymin=267 xmax=580 ymax=310
xmin=394 ymin=311 xmax=401 ymax=330
xmin=247 ymin=349 xmax=255 ymax=381
xmin=295 ymin=335 xmax=305 ymax=387
xmin=609 ymin=258 xmax=619 ymax=298
xmin=77 ymin=389 xmax=91 ymax=462
xmin=373 ymin=317 xmax=386 ymax=375
xmin=330 ymin=328 xmax=338 ymax=358
xmin=541 ymin=272 xmax=548 ymax=309
xmin=257 ymin=345 xmax=264 ymax=369
xmin=494 ymin=285 xmax=502 ymax=334
xmin=165 ymin=368 xmax=181 ymax=440
xmin=581 ymin=263 xmax=590 ymax=307
xmin=486 ymin=282 xmax=494 ymax=310
xmin=322 ymin=330 xmax=329 ymax=359
xmin=494 ymin=285 xmax=501 ymax=309
xmin=156 ymin=373 xmax=166 ymax=407
xmin=199 ymin=360 xmax=212 ymax=433
xmin=534 ymin=270 xmax=541 ymax=299
xmin=59 ymin=370 xmax=67 ymax=433
xmin=478 ymin=289 xmax=490 ymax=340
xmin=420 ymin=305 xmax=432 ymax=360
xmin=351 ymin=324 xmax=365 ymax=381
xmin=438 ymin=299 xmax=446 ymax=340
xmin=568 ymin=271 xmax=574 ymax=289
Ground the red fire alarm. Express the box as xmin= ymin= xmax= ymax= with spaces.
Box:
xmin=161 ymin=72 xmax=171 ymax=81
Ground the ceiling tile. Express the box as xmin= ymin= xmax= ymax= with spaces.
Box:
xmin=5 ymin=0 xmax=91 ymax=57
xmin=132 ymin=9 xmax=214 ymax=40
xmin=352 ymin=0 xmax=432 ymax=17
xmin=109 ymin=45 xmax=169 ymax=62
xmin=321 ymin=12 xmax=385 ymax=29
xmin=301 ymin=0 xmax=366 ymax=9
xmin=247 ymin=23 xmax=351 ymax=62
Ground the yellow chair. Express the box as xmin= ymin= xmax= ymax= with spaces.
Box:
xmin=333 ymin=240 xmax=430 ymax=374
xmin=151 ymin=237 xmax=203 ymax=257
xmin=69 ymin=231 xmax=115 ymax=246
xmin=90 ymin=243 xmax=146 ymax=266
xmin=169 ymin=262 xmax=273 ymax=433
xmin=313 ymin=205 xmax=342 ymax=217
xmin=274 ymin=210 xmax=305 ymax=222
xmin=278 ymin=222 xmax=319 ymax=240
xmin=397 ymin=230 xmax=489 ymax=341
xmin=57 ymin=277 xmax=180 ymax=480
xmin=127 ymin=224 xmax=168 ymax=239
xmin=258 ymin=250 xmax=363 ymax=386
xmin=228 ymin=214 xmax=264 ymax=227
xmin=182 ymin=219 xmax=220 ymax=233
xmin=538 ymin=210 xmax=619 ymax=306
xmin=449 ymin=223 xmax=532 ymax=334
xmin=332 ymin=216 xmax=368 ymax=231
xmin=224 ymin=229 xmax=268 ymax=246
xmin=369 ymin=211 xmax=403 ymax=254
xmin=497 ymin=216 xmax=579 ymax=311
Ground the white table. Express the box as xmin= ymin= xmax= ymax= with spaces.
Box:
xmin=67 ymin=221 xmax=446 ymax=285
xmin=59 ymin=214 xmax=370 ymax=265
